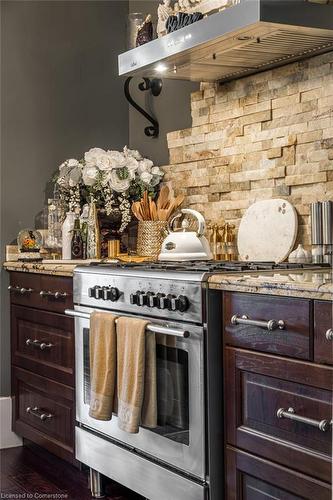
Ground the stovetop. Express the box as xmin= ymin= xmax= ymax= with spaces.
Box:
xmin=74 ymin=260 xmax=330 ymax=324
xmin=89 ymin=260 xmax=330 ymax=273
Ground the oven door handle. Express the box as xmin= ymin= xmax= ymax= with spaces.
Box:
xmin=65 ymin=309 xmax=190 ymax=338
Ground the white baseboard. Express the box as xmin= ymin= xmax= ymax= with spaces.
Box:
xmin=0 ymin=396 xmax=23 ymax=449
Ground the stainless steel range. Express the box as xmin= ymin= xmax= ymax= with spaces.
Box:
xmin=65 ymin=260 xmax=329 ymax=500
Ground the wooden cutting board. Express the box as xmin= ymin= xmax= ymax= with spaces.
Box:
xmin=237 ymin=199 xmax=298 ymax=263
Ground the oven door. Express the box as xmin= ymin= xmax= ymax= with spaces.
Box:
xmin=71 ymin=305 xmax=205 ymax=480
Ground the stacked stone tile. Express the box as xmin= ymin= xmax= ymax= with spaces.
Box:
xmin=163 ymin=52 xmax=333 ymax=248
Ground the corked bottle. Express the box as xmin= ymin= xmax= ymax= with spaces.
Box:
xmin=71 ymin=213 xmax=84 ymax=259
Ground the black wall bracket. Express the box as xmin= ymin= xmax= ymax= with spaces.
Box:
xmin=124 ymin=77 xmax=162 ymax=138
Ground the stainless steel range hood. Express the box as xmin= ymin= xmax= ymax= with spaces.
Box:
xmin=118 ymin=0 xmax=333 ymax=82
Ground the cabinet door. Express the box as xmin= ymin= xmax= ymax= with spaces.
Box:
xmin=225 ymin=347 xmax=332 ymax=483
xmin=226 ymin=446 xmax=331 ymax=500
xmin=223 ymin=292 xmax=311 ymax=360
xmin=314 ymin=301 xmax=333 ymax=365
xmin=12 ymin=367 xmax=74 ymax=464
xmin=9 ymin=272 xmax=73 ymax=313
xmin=11 ymin=305 xmax=74 ymax=386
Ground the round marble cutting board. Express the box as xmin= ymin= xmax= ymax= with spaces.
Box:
xmin=237 ymin=199 xmax=298 ymax=263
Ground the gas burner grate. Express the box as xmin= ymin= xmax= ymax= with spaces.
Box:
xmin=90 ymin=260 xmax=331 ymax=273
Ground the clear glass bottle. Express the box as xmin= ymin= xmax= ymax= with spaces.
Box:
xmin=127 ymin=13 xmax=144 ymax=49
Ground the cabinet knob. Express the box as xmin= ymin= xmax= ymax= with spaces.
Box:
xmin=325 ymin=328 xmax=333 ymax=341
xmin=26 ymin=338 xmax=53 ymax=350
xmin=40 ymin=290 xmax=67 ymax=299
xmin=26 ymin=406 xmax=53 ymax=421
xmin=231 ymin=314 xmax=285 ymax=331
xmin=277 ymin=407 xmax=331 ymax=432
xmin=8 ymin=285 xmax=33 ymax=294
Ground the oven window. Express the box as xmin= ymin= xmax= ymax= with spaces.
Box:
xmin=83 ymin=329 xmax=189 ymax=446
xmin=149 ymin=343 xmax=189 ymax=445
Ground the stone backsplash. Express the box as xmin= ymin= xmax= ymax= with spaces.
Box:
xmin=163 ymin=51 xmax=333 ymax=248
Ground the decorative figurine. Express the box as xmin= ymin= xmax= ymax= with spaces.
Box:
xmin=157 ymin=0 xmax=240 ymax=37
xmin=17 ymin=229 xmax=43 ymax=261
xmin=136 ymin=14 xmax=154 ymax=46
xmin=166 ymin=11 xmax=203 ymax=33
xmin=157 ymin=0 xmax=174 ymax=37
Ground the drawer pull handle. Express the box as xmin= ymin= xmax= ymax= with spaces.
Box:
xmin=277 ymin=407 xmax=331 ymax=432
xmin=26 ymin=406 xmax=54 ymax=421
xmin=8 ymin=286 xmax=33 ymax=294
xmin=231 ymin=314 xmax=285 ymax=331
xmin=26 ymin=338 xmax=53 ymax=350
xmin=325 ymin=328 xmax=333 ymax=341
xmin=40 ymin=290 xmax=68 ymax=299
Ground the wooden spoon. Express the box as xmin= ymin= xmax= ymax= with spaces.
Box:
xmin=157 ymin=185 xmax=170 ymax=210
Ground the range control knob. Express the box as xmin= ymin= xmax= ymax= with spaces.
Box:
xmin=139 ymin=291 xmax=155 ymax=306
xmin=138 ymin=293 xmax=146 ymax=306
xmin=130 ymin=291 xmax=142 ymax=305
xmin=95 ymin=287 xmax=104 ymax=300
xmin=176 ymin=295 xmax=190 ymax=313
xmin=103 ymin=287 xmax=120 ymax=302
xmin=148 ymin=292 xmax=163 ymax=308
xmin=88 ymin=286 xmax=103 ymax=299
xmin=159 ymin=294 xmax=171 ymax=310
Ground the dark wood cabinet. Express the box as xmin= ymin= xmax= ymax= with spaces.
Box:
xmin=226 ymin=446 xmax=331 ymax=500
xmin=314 ymin=300 xmax=333 ymax=365
xmin=11 ymin=305 xmax=74 ymax=386
xmin=9 ymin=272 xmax=73 ymax=313
xmin=223 ymin=291 xmax=332 ymax=499
xmin=225 ymin=347 xmax=332 ymax=482
xmin=223 ymin=292 xmax=312 ymax=360
xmin=9 ymin=272 xmax=75 ymax=464
xmin=13 ymin=367 xmax=74 ymax=463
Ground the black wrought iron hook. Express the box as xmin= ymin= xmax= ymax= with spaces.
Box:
xmin=124 ymin=77 xmax=162 ymax=138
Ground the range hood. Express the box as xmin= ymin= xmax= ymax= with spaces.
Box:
xmin=118 ymin=0 xmax=333 ymax=82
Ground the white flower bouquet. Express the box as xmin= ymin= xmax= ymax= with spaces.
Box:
xmin=54 ymin=146 xmax=164 ymax=233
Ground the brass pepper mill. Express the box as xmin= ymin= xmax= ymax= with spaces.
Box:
xmin=208 ymin=223 xmax=219 ymax=260
xmin=208 ymin=222 xmax=225 ymax=260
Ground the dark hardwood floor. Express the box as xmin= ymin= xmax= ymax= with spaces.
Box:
xmin=0 ymin=444 xmax=143 ymax=500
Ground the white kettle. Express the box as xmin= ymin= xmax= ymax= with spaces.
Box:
xmin=159 ymin=209 xmax=213 ymax=261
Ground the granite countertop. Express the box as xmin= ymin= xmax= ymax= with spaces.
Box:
xmin=2 ymin=260 xmax=81 ymax=277
xmin=209 ymin=268 xmax=333 ymax=301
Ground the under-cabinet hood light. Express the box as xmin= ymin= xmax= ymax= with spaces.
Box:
xmin=155 ymin=63 xmax=168 ymax=73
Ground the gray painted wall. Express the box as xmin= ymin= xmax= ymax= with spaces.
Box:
xmin=0 ymin=0 xmax=129 ymax=396
xmin=128 ymin=1 xmax=198 ymax=165
xmin=1 ymin=0 xmax=197 ymax=396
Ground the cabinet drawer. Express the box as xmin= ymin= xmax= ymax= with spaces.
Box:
xmin=12 ymin=367 xmax=74 ymax=463
xmin=9 ymin=272 xmax=73 ymax=313
xmin=225 ymin=348 xmax=333 ymax=482
xmin=226 ymin=446 xmax=331 ymax=500
xmin=11 ymin=305 xmax=74 ymax=386
xmin=314 ymin=301 xmax=332 ymax=365
xmin=223 ymin=292 xmax=311 ymax=360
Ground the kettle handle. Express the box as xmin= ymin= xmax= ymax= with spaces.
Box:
xmin=180 ymin=209 xmax=206 ymax=237
xmin=168 ymin=212 xmax=183 ymax=233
